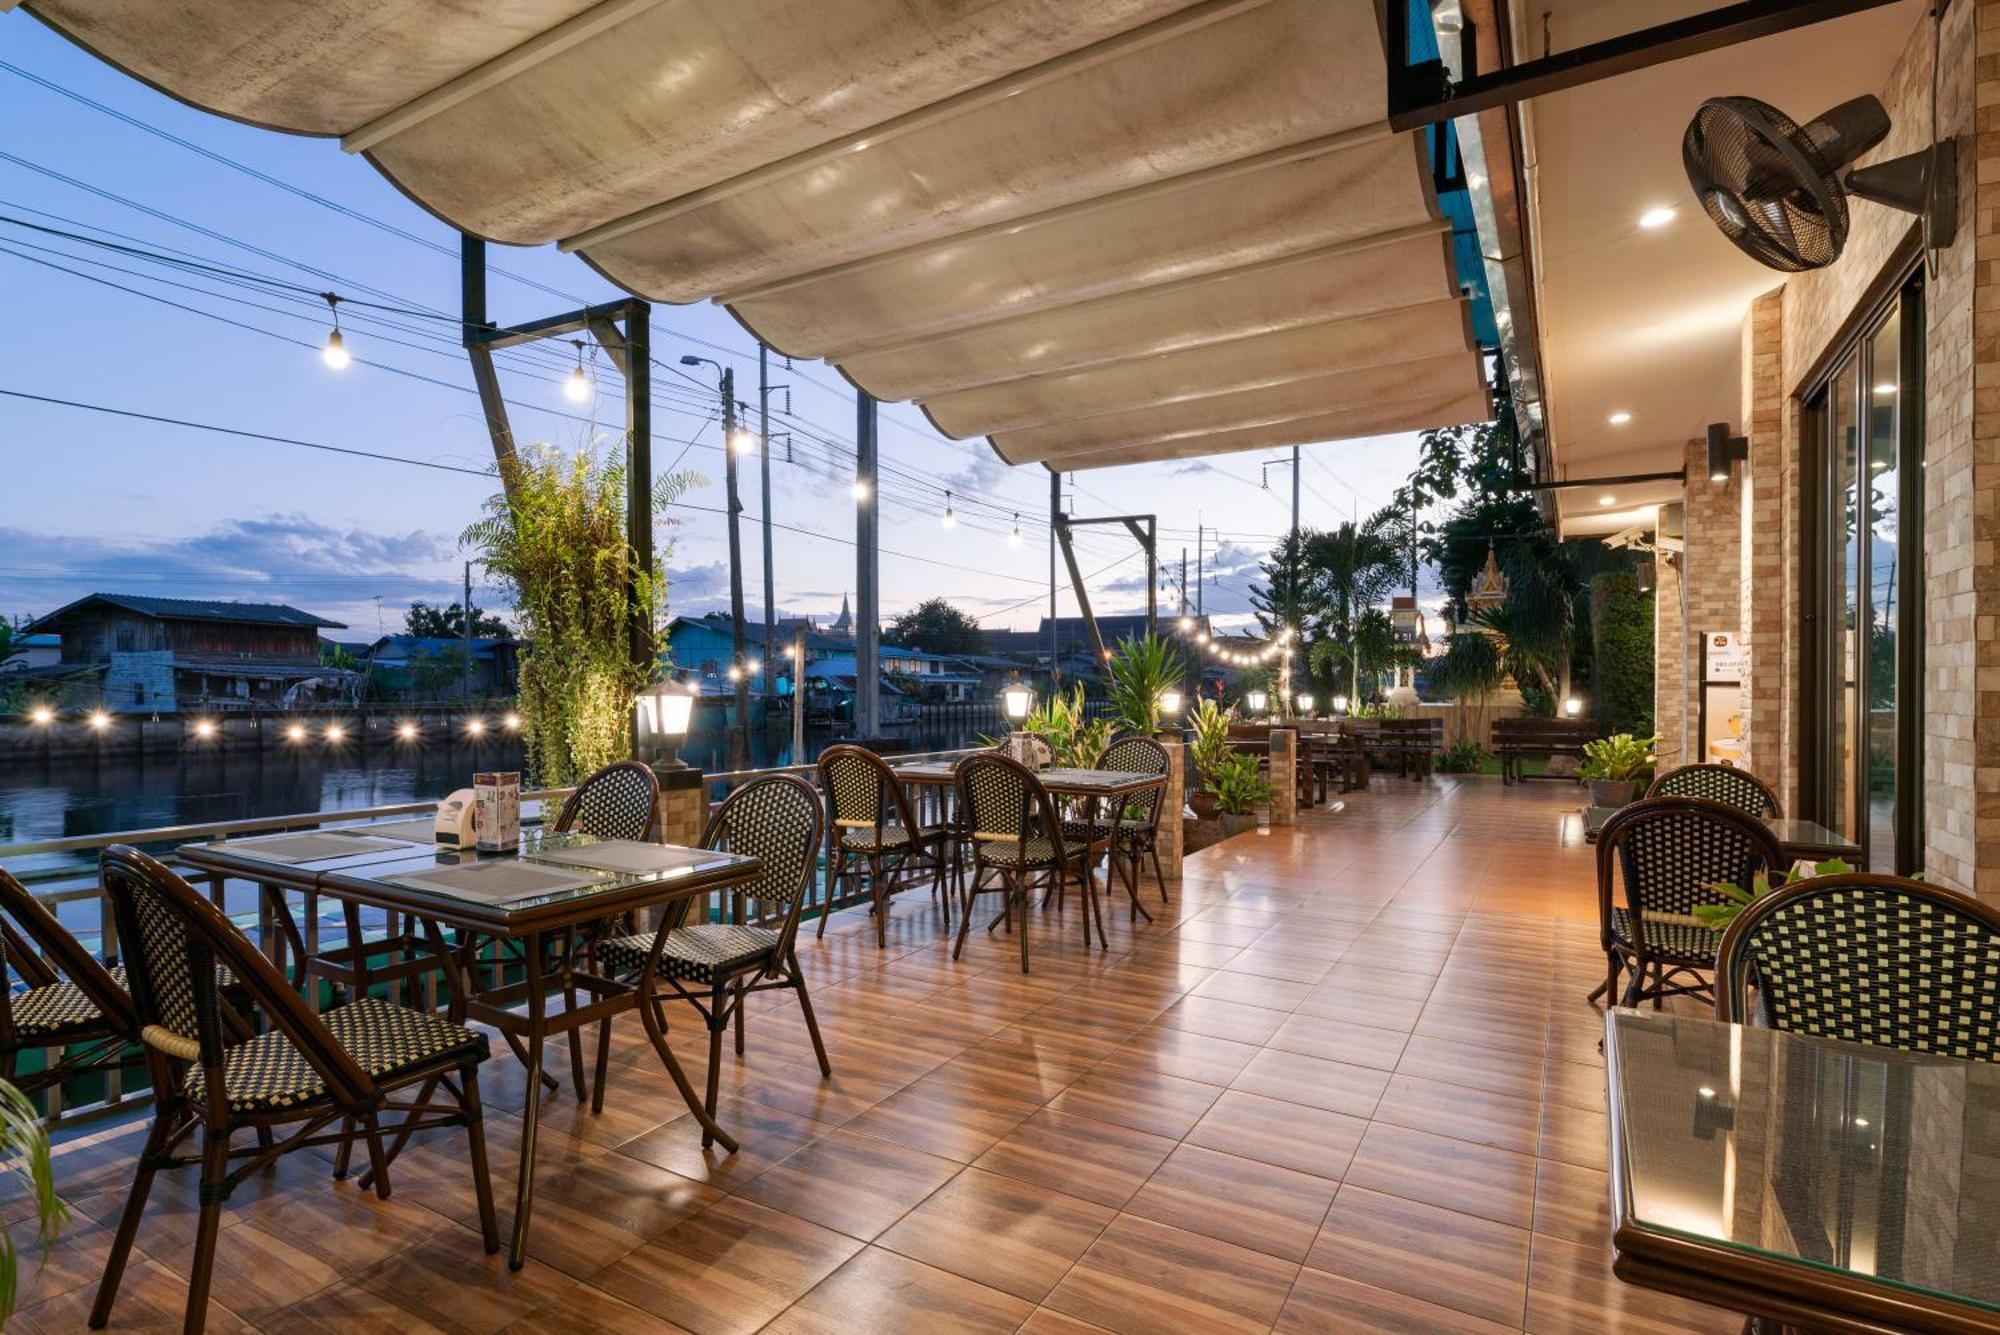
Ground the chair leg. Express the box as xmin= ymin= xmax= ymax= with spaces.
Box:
xmin=952 ymin=868 xmax=981 ymax=961
xmin=702 ymin=982 xmax=727 ymax=1149
xmin=361 ymin=1110 xmax=393 ymax=1200
xmin=89 ymin=1107 xmax=175 ymax=1330
xmin=460 ymin=1064 xmax=501 ymax=1253
xmin=331 ymin=1114 xmax=357 ymax=1180
xmin=1015 ymin=877 xmax=1031 ymax=974
xmin=817 ymin=847 xmax=844 ymax=940
xmin=1149 ymin=845 xmax=1169 ymax=903
xmin=733 ymin=977 xmax=747 ymax=1057
xmin=870 ymin=853 xmax=888 ymax=949
xmin=792 ymin=954 xmax=833 ymax=1078
xmin=181 ymin=1126 xmax=232 ymax=1335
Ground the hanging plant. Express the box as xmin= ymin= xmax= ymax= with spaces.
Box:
xmin=463 ymin=443 xmax=699 ymax=786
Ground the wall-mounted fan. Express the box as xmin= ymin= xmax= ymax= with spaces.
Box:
xmin=1682 ymin=95 xmax=1955 ymax=272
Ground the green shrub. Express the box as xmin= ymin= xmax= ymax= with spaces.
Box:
xmin=1209 ymin=752 xmax=1270 ymax=815
xmin=1590 ymin=572 xmax=1654 ymax=738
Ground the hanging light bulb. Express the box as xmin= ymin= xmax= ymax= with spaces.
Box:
xmin=1008 ymin=513 xmax=1022 ymax=545
xmin=563 ymin=340 xmax=591 ymax=403
xmin=941 ymin=490 xmax=956 ymax=528
xmin=729 ymin=425 xmax=757 ymax=454
xmin=320 ymin=294 xmax=350 ymax=370
xmin=852 ymin=479 xmax=871 ymax=502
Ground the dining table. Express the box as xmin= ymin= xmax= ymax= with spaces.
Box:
xmin=177 ymin=823 xmax=761 ymax=1269
xmin=1605 ymin=1007 xmax=2000 ymax=1333
xmin=1582 ymin=804 xmax=1864 ymax=864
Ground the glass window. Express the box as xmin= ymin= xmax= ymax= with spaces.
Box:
xmin=1865 ymin=309 xmax=1900 ymax=868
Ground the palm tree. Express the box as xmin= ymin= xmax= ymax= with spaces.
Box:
xmin=1304 ymin=508 xmax=1405 ymax=704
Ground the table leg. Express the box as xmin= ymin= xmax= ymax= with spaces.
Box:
xmin=509 ymin=932 xmax=548 ymax=1270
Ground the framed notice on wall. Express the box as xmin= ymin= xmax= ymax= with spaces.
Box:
xmin=1700 ymin=631 xmax=1746 ymax=766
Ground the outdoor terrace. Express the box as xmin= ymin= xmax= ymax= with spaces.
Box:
xmin=2 ymin=778 xmax=1731 ymax=1335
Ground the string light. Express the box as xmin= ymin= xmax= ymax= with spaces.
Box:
xmin=28 ymin=705 xmax=53 ymax=726
xmin=852 ymin=479 xmax=871 ymax=502
xmin=1008 ymin=512 xmax=1022 ymax=545
xmin=465 ymin=718 xmax=486 ymax=737
xmin=941 ymin=489 xmax=956 ymax=528
xmin=729 ymin=424 xmax=756 ymax=454
xmin=320 ymin=293 xmax=350 ymax=370
xmin=87 ymin=709 xmax=110 ymax=731
xmin=502 ymin=712 xmax=522 ymax=731
xmin=563 ymin=340 xmax=591 ymax=403
xmin=193 ymin=719 xmax=217 ymax=740
xmin=397 ymin=722 xmax=418 ymax=741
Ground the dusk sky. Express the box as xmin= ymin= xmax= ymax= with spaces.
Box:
xmin=0 ymin=16 xmax=1431 ymax=641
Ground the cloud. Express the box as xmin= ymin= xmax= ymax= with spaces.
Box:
xmin=0 ymin=515 xmax=462 ymax=633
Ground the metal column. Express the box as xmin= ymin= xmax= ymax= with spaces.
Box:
xmin=855 ymin=392 xmax=880 ymax=739
xmin=721 ymin=370 xmax=749 ymax=767
xmin=758 ymin=342 xmax=775 ymax=706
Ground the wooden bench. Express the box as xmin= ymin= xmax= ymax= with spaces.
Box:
xmin=1492 ymin=716 xmax=1598 ymax=785
xmin=1371 ymin=717 xmax=1442 ymax=779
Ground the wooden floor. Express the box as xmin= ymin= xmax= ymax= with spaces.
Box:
xmin=7 ymin=776 xmax=1741 ymax=1334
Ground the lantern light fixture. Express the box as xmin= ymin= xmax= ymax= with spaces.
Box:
xmin=1246 ymin=689 xmax=1269 ymax=716
xmin=635 ymin=677 xmax=698 ymax=768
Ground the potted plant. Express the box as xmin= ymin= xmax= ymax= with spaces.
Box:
xmin=463 ymin=444 xmax=698 ymax=785
xmin=1185 ymin=696 xmax=1234 ymax=819
xmin=1105 ymin=633 xmax=1186 ymax=739
xmin=1696 ymin=858 xmax=1855 ymax=934
xmin=1209 ymin=751 xmax=1269 ymax=837
xmin=1579 ymin=732 xmax=1658 ymax=808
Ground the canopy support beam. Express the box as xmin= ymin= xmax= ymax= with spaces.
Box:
xmin=460 ymin=233 xmax=656 ymax=679
xmin=1053 ymin=511 xmax=1160 ymax=666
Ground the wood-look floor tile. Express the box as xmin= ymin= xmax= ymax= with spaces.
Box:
xmin=1219 ymin=949 xmax=1334 ymax=985
xmin=1275 ymin=1267 xmax=1520 ymax=1334
xmin=876 ymin=1166 xmax=1115 ymax=1303
xmin=1044 ymin=1212 xmax=1299 ymax=1335
xmin=21 ymin=1256 xmax=257 ymax=1335
xmin=1531 ymin=1158 xmax=1613 ymax=1248
xmin=589 ymin=1195 xmax=862 ymax=1335
xmin=1372 ymin=1073 xmax=1543 ymax=1155
xmin=499 ymin=1280 xmax=697 ymax=1334
xmin=1189 ymin=970 xmax=1315 ymax=1011
xmin=1045 ymin=1065 xmax=1224 ymax=1139
xmin=1184 ymin=1090 xmax=1366 ymax=1180
xmin=971 ymin=1109 xmax=1178 ymax=1210
xmin=1231 ymin=1049 xmax=1390 ymax=1118
xmin=1395 ymin=1033 xmax=1546 ymax=1100
xmin=1524 ymin=1232 xmax=1739 ymax=1335
xmin=762 ymin=1245 xmax=1034 ymax=1333
xmin=614 ymin=1097 xmax=835 ymax=1192
xmin=1122 ymin=1143 xmax=1336 ymax=1262
xmin=1292 ymin=986 xmax=1425 ymax=1031
xmin=1308 ymin=1186 xmax=1530 ymax=1328
xmin=1542 ymin=1057 xmax=1609 ymax=1114
xmin=346 ymin=1220 xmax=579 ymax=1335
xmin=732 ymin=1129 xmax=959 ymax=1241
xmin=842 ymin=1072 xmax=1045 ymax=1163
xmin=1156 ymin=994 xmax=1288 ymax=1044
xmin=1018 ymin=1307 xmax=1118 ymax=1333
xmin=1538 ymin=1099 xmax=1610 ymax=1173
xmin=1267 ymin=1014 xmax=1409 ymax=1071
xmin=1097 ymin=1023 xmax=1263 ymax=1085
xmin=1342 ymin=1123 xmax=1538 ymax=1228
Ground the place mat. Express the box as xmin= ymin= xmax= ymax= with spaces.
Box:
xmin=214 ymin=831 xmax=416 ymax=864
xmin=383 ymin=861 xmax=603 ymax=905
xmin=525 ymin=840 xmax=724 ymax=876
xmin=351 ymin=817 xmax=441 ymax=845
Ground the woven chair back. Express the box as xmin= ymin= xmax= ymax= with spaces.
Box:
xmin=816 ymin=744 xmax=922 ymax=837
xmin=1596 ymin=797 xmax=1783 ymax=952
xmin=1097 ymin=736 xmax=1170 ymax=824
xmin=703 ymin=774 xmax=824 ymax=931
xmin=0 ymin=866 xmax=135 ymax=1035
xmin=1716 ymin=873 xmax=2000 ymax=1060
xmin=956 ymin=753 xmax=1062 ymax=867
xmin=554 ymin=761 xmax=661 ymax=842
xmin=1647 ymin=763 xmax=1782 ymax=818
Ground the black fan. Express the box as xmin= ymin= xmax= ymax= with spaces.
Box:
xmin=1683 ymin=95 xmax=1956 ymax=272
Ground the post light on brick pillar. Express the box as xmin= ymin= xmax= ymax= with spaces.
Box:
xmin=634 ymin=678 xmax=697 ymax=769
xmin=1246 ymin=688 xmax=1269 ymax=718
xmin=1160 ymin=686 xmax=1184 ymax=737
xmin=1565 ymin=696 xmax=1583 ymax=717
xmin=1270 ymin=729 xmax=1297 ymax=827
xmin=1000 ymin=679 xmax=1037 ymax=766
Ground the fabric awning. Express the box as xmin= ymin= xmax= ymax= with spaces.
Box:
xmin=22 ymin=0 xmax=1490 ymax=469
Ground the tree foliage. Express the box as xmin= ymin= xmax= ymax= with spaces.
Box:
xmin=407 ymin=600 xmax=510 ymax=639
xmin=884 ymin=597 xmax=984 ymax=656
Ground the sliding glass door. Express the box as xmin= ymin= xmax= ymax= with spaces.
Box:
xmin=1803 ymin=274 xmax=1923 ymax=873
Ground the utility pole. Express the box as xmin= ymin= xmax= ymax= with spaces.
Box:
xmin=461 ymin=560 xmax=474 ymax=705
xmin=758 ymin=342 xmax=776 ymax=708
xmin=1048 ymin=470 xmax=1060 ymax=686
xmin=1180 ymin=549 xmax=1188 ymax=616
xmin=855 ymin=392 xmax=880 ymax=739
xmin=721 ymin=368 xmax=750 ymax=768
xmin=791 ymin=626 xmax=807 ymax=765
xmin=1196 ymin=520 xmax=1205 ymax=618
xmin=1291 ymin=444 xmax=1301 ymax=541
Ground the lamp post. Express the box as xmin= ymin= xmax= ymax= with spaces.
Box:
xmin=681 ymin=353 xmax=751 ymax=768
xmin=1000 ymin=680 xmax=1036 ymax=765
xmin=634 ymin=678 xmax=697 ymax=769
xmin=1296 ymin=693 xmax=1315 ymax=718
xmin=1245 ymin=689 xmax=1269 ymax=719
xmin=1333 ymin=693 xmax=1350 ymax=716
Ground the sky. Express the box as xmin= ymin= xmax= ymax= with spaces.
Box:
xmin=0 ymin=16 xmax=1431 ymax=643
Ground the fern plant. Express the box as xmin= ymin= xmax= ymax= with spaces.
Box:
xmin=1021 ymin=683 xmax=1113 ymax=769
xmin=463 ymin=444 xmax=699 ymax=785
xmin=1186 ymin=697 xmax=1235 ymax=786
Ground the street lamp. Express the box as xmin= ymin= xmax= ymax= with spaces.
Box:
xmin=635 ymin=678 xmax=698 ymax=769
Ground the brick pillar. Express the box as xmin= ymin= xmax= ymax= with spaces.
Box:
xmin=1269 ymin=730 xmax=1296 ymax=827
xmin=1657 ymin=443 xmax=1743 ymax=771
xmin=1738 ymin=288 xmax=1786 ymax=785
xmin=1158 ymin=739 xmax=1186 ymax=880
xmin=651 ymin=765 xmax=707 ymax=927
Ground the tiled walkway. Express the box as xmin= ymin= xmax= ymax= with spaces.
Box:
xmin=9 ymin=777 xmax=1738 ymax=1333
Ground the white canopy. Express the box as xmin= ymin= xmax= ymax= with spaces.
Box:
xmin=22 ymin=0 xmax=1490 ymax=469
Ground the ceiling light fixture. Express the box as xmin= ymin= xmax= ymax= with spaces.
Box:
xmin=1873 ymin=382 xmax=1896 ymax=396
xmin=1639 ymin=206 xmax=1677 ymax=229
xmin=1599 ymin=494 xmax=1617 ymax=506
xmin=1608 ymin=411 xmax=1632 ymax=425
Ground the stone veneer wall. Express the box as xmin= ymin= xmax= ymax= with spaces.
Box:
xmin=1657 ymin=441 xmax=1743 ymax=771
xmin=1678 ymin=2 xmax=1989 ymax=889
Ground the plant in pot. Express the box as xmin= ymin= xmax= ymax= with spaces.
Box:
xmin=1209 ymin=751 xmax=1269 ymax=837
xmin=1185 ymin=696 xmax=1234 ymax=819
xmin=1579 ymin=732 xmax=1658 ymax=809
xmin=1021 ymin=683 xmax=1114 ymax=770
xmin=1105 ymin=633 xmax=1186 ymax=739
xmin=464 ymin=443 xmax=699 ymax=785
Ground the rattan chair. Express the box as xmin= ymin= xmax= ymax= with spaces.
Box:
xmin=1079 ymin=736 xmax=1172 ymax=913
xmin=553 ymin=759 xmax=662 ymax=841
xmin=0 ymin=866 xmax=138 ymax=1101
xmin=593 ymin=774 xmax=830 ymax=1145
xmin=1646 ymin=763 xmax=1782 ymax=818
xmin=1716 ymin=873 xmax=2000 ymax=1060
xmin=90 ymin=847 xmax=497 ymax=1335
xmin=954 ymin=753 xmax=1104 ymax=972
xmin=815 ymin=744 xmax=950 ymax=947
xmin=1594 ymin=797 xmax=1784 ymax=1010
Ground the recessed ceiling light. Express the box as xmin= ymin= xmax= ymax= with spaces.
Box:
xmin=1599 ymin=494 xmax=1616 ymax=506
xmin=1639 ymin=206 xmax=1677 ymax=229
xmin=1608 ymin=411 xmax=1632 ymax=425
xmin=1873 ymin=382 xmax=1896 ymax=396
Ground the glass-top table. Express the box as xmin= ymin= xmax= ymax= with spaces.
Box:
xmin=1606 ymin=1008 xmax=2000 ymax=1333
xmin=1582 ymin=805 xmax=1863 ymax=863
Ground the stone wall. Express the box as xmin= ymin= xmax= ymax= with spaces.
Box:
xmin=1738 ymin=289 xmax=1786 ymax=788
xmin=1658 ymin=443 xmax=1743 ymax=771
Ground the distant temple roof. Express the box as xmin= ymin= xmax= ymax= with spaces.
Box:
xmin=831 ymin=594 xmax=852 ymax=634
xmin=27 ymin=593 xmax=344 ymax=634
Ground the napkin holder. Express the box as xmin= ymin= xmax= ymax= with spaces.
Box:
xmin=435 ymin=788 xmax=479 ymax=849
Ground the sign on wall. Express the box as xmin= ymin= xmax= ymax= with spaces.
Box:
xmin=1700 ymin=630 xmax=1746 ymax=766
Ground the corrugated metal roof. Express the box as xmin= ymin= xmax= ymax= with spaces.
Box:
xmin=23 ymin=0 xmax=1488 ymax=470
xmin=26 ymin=592 xmax=344 ymax=632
